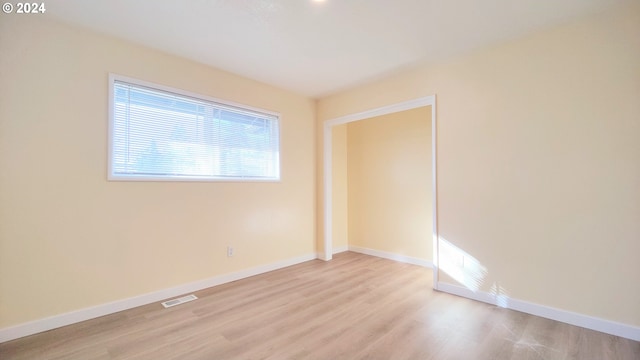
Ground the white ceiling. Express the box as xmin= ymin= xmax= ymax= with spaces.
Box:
xmin=47 ymin=0 xmax=627 ymax=98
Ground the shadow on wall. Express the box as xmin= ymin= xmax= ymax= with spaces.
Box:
xmin=439 ymin=237 xmax=509 ymax=307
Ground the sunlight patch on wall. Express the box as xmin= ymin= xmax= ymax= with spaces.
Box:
xmin=439 ymin=237 xmax=488 ymax=291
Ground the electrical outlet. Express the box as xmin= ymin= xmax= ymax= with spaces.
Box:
xmin=227 ymin=246 xmax=234 ymax=257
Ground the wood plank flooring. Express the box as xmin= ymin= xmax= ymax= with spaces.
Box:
xmin=1 ymin=252 xmax=638 ymax=359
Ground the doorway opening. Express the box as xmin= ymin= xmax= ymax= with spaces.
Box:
xmin=322 ymin=96 xmax=439 ymax=288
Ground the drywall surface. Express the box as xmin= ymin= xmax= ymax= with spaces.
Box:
xmin=347 ymin=108 xmax=432 ymax=261
xmin=318 ymin=3 xmax=640 ymax=326
xmin=0 ymin=16 xmax=316 ymax=327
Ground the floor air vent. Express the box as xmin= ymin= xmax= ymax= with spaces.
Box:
xmin=161 ymin=294 xmax=198 ymax=308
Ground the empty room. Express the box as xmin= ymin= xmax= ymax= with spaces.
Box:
xmin=0 ymin=0 xmax=638 ymax=359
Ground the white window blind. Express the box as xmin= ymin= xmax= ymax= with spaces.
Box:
xmin=109 ymin=76 xmax=280 ymax=181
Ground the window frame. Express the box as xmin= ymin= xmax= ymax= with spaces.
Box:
xmin=107 ymin=73 xmax=281 ymax=182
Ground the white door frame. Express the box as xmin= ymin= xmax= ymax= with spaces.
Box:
xmin=322 ymin=95 xmax=439 ymax=288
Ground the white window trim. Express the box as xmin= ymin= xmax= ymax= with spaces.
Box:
xmin=107 ymin=73 xmax=282 ymax=182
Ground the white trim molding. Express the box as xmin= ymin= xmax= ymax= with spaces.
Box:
xmin=322 ymin=96 xmax=438 ymax=293
xmin=333 ymin=245 xmax=349 ymax=254
xmin=349 ymin=246 xmax=433 ymax=268
xmin=436 ymin=282 xmax=640 ymax=342
xmin=324 ymin=97 xmax=435 ymax=127
xmin=316 ymin=245 xmax=349 ymax=260
xmin=0 ymin=253 xmax=317 ymax=343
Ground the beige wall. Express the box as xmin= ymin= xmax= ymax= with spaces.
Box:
xmin=0 ymin=17 xmax=316 ymax=328
xmin=331 ymin=125 xmax=349 ymax=251
xmin=318 ymin=3 xmax=640 ymax=326
xmin=347 ymin=108 xmax=432 ymax=260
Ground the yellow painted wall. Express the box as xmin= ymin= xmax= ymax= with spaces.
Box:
xmin=347 ymin=108 xmax=432 ymax=261
xmin=0 ymin=16 xmax=316 ymax=328
xmin=331 ymin=124 xmax=349 ymax=252
xmin=318 ymin=3 xmax=640 ymax=326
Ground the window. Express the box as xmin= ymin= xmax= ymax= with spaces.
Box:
xmin=108 ymin=74 xmax=280 ymax=181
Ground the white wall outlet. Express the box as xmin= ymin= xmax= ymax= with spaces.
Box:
xmin=227 ymin=246 xmax=234 ymax=257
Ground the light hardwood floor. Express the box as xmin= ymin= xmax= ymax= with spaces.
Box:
xmin=1 ymin=252 xmax=638 ymax=360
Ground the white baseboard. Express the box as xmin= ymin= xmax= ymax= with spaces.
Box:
xmin=0 ymin=253 xmax=318 ymax=343
xmin=348 ymin=245 xmax=433 ymax=268
xmin=436 ymin=282 xmax=640 ymax=342
xmin=6 ymin=252 xmax=636 ymax=343
xmin=333 ymin=245 xmax=349 ymax=254
xmin=315 ymin=245 xmax=351 ymax=260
